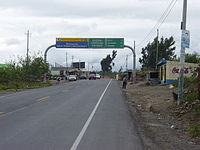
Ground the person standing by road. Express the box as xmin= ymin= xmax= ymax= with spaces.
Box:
xmin=56 ymin=77 xmax=61 ymax=85
xmin=122 ymin=75 xmax=128 ymax=89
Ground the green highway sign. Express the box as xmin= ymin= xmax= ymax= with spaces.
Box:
xmin=88 ymin=38 xmax=106 ymax=48
xmin=88 ymin=38 xmax=124 ymax=48
xmin=106 ymin=38 xmax=124 ymax=48
xmin=56 ymin=38 xmax=124 ymax=49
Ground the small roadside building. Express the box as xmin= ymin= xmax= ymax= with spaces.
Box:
xmin=0 ymin=64 xmax=9 ymax=68
xmin=157 ymin=59 xmax=198 ymax=84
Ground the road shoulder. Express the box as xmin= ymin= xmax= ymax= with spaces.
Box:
xmin=123 ymin=81 xmax=200 ymax=150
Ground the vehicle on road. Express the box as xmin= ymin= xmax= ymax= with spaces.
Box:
xmin=68 ymin=75 xmax=77 ymax=81
xmin=96 ymin=74 xmax=101 ymax=79
xmin=80 ymin=74 xmax=87 ymax=80
xmin=89 ymin=72 xmax=96 ymax=80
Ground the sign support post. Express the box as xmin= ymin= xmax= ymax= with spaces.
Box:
xmin=44 ymin=38 xmax=136 ymax=82
xmin=124 ymin=44 xmax=136 ymax=82
xmin=178 ymin=0 xmax=188 ymax=105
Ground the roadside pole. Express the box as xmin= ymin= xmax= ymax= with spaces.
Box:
xmin=178 ymin=0 xmax=187 ymax=105
xmin=156 ymin=29 xmax=159 ymax=70
xmin=25 ymin=30 xmax=31 ymax=66
xmin=44 ymin=44 xmax=56 ymax=81
xmin=124 ymin=42 xmax=136 ymax=82
xmin=44 ymin=44 xmax=56 ymax=63
xmin=133 ymin=41 xmax=136 ymax=81
xmin=198 ymin=67 xmax=200 ymax=100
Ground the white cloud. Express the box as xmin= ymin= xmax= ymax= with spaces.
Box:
xmin=0 ymin=0 xmax=199 ymax=70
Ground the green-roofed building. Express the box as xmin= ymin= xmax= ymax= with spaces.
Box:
xmin=0 ymin=64 xmax=9 ymax=68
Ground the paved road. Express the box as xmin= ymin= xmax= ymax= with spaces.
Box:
xmin=0 ymin=79 xmax=143 ymax=150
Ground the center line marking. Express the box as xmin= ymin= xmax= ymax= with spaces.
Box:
xmin=36 ymin=96 xmax=50 ymax=102
xmin=0 ymin=112 xmax=5 ymax=115
xmin=69 ymin=79 xmax=112 ymax=150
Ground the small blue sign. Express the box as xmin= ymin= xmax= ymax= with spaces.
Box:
xmin=181 ymin=30 xmax=190 ymax=49
xmin=56 ymin=41 xmax=88 ymax=48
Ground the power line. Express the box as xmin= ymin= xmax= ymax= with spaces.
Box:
xmin=157 ymin=0 xmax=178 ymax=29
xmin=136 ymin=0 xmax=178 ymax=47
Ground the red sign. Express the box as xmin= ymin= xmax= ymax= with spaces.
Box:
xmin=172 ymin=67 xmax=189 ymax=74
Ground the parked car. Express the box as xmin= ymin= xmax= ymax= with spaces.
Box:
xmin=80 ymin=74 xmax=87 ymax=80
xmin=96 ymin=74 xmax=101 ymax=79
xmin=68 ymin=75 xmax=77 ymax=81
xmin=89 ymin=73 xmax=96 ymax=80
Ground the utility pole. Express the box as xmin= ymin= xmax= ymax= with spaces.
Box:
xmin=133 ymin=41 xmax=136 ymax=81
xmin=71 ymin=56 xmax=74 ymax=67
xmin=126 ymin=55 xmax=128 ymax=71
xmin=178 ymin=0 xmax=187 ymax=105
xmin=156 ymin=29 xmax=159 ymax=69
xmin=25 ymin=30 xmax=31 ymax=64
xmin=79 ymin=59 xmax=81 ymax=70
xmin=66 ymin=52 xmax=68 ymax=68
xmin=124 ymin=42 xmax=136 ymax=81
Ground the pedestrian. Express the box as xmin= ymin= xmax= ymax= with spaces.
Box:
xmin=57 ymin=77 xmax=61 ymax=85
xmin=122 ymin=76 xmax=128 ymax=89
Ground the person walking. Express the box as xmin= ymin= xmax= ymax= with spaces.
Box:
xmin=56 ymin=77 xmax=61 ymax=85
xmin=122 ymin=76 xmax=128 ymax=89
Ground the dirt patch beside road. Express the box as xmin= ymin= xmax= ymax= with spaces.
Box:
xmin=124 ymin=81 xmax=200 ymax=150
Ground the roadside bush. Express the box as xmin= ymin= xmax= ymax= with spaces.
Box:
xmin=136 ymin=70 xmax=148 ymax=78
xmin=172 ymin=77 xmax=198 ymax=102
xmin=172 ymin=77 xmax=198 ymax=88
xmin=193 ymin=102 xmax=200 ymax=114
xmin=0 ymin=85 xmax=8 ymax=91
xmin=184 ymin=90 xmax=198 ymax=102
xmin=0 ymin=55 xmax=49 ymax=90
xmin=187 ymin=121 xmax=200 ymax=137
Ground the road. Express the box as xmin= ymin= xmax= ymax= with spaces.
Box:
xmin=0 ymin=79 xmax=144 ymax=150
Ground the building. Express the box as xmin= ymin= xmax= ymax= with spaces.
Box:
xmin=157 ymin=60 xmax=198 ymax=84
xmin=0 ymin=64 xmax=9 ymax=68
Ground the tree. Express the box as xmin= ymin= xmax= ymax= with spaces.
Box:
xmin=100 ymin=50 xmax=117 ymax=73
xmin=139 ymin=36 xmax=176 ymax=70
xmin=185 ymin=52 xmax=200 ymax=63
xmin=0 ymin=56 xmax=48 ymax=84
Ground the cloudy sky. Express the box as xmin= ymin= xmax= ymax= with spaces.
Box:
xmin=0 ymin=0 xmax=199 ymax=71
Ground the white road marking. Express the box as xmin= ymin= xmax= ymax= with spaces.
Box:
xmin=70 ymin=79 xmax=112 ymax=150
xmin=0 ymin=106 xmax=28 ymax=118
xmin=0 ymin=96 xmax=50 ymax=118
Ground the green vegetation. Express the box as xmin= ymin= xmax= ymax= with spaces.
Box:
xmin=100 ymin=50 xmax=117 ymax=73
xmin=173 ymin=76 xmax=200 ymax=137
xmin=0 ymin=55 xmax=49 ymax=91
xmin=187 ymin=121 xmax=200 ymax=137
xmin=173 ymin=77 xmax=198 ymax=102
xmin=0 ymin=82 xmax=52 ymax=91
xmin=136 ymin=70 xmax=148 ymax=78
xmin=139 ymin=36 xmax=176 ymax=70
xmin=102 ymin=72 xmax=117 ymax=78
xmin=185 ymin=52 xmax=200 ymax=63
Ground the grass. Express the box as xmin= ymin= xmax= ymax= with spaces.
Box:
xmin=187 ymin=121 xmax=200 ymax=137
xmin=0 ymin=81 xmax=53 ymax=91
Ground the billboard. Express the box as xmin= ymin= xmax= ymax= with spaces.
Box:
xmin=72 ymin=62 xmax=85 ymax=69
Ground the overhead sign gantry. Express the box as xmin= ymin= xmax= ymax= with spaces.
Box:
xmin=44 ymin=37 xmax=136 ymax=80
xmin=56 ymin=38 xmax=124 ymax=49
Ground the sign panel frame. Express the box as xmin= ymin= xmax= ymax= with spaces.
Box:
xmin=181 ymin=30 xmax=190 ymax=49
xmin=56 ymin=38 xmax=88 ymax=48
xmin=56 ymin=38 xmax=124 ymax=49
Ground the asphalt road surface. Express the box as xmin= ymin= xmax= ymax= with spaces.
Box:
xmin=0 ymin=79 xmax=144 ymax=150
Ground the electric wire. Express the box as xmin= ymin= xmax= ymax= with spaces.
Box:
xmin=136 ymin=0 xmax=178 ymax=48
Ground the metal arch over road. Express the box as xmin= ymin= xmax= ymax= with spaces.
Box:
xmin=44 ymin=44 xmax=56 ymax=63
xmin=44 ymin=38 xmax=136 ymax=79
